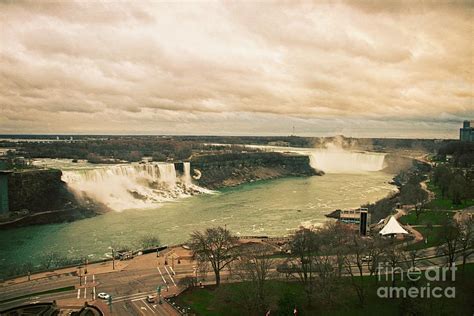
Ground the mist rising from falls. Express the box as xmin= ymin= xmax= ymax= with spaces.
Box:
xmin=309 ymin=144 xmax=386 ymax=174
xmin=62 ymin=162 xmax=207 ymax=211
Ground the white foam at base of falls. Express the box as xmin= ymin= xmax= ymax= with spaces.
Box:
xmin=308 ymin=145 xmax=386 ymax=173
xmin=62 ymin=162 xmax=208 ymax=211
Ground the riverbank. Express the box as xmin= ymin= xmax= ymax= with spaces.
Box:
xmin=0 ymin=172 xmax=396 ymax=280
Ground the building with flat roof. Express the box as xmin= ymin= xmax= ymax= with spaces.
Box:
xmin=460 ymin=120 xmax=474 ymax=141
xmin=339 ymin=208 xmax=370 ymax=236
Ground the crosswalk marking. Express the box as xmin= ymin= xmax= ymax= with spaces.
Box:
xmin=157 ymin=267 xmax=167 ymax=284
xmin=164 ymin=266 xmax=177 ymax=287
xmin=169 ymin=266 xmax=176 ymax=275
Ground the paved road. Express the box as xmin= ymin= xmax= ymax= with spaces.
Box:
xmin=0 ymin=249 xmax=192 ymax=315
xmin=1 ymin=244 xmax=470 ymax=314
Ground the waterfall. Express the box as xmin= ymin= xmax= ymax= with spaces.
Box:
xmin=157 ymin=163 xmax=177 ymax=187
xmin=309 ymin=147 xmax=386 ymax=174
xmin=182 ymin=162 xmax=192 ymax=186
xmin=62 ymin=162 xmax=205 ymax=211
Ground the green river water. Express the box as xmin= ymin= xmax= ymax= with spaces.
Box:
xmin=0 ymin=171 xmax=395 ymax=276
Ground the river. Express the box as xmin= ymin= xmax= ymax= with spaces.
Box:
xmin=0 ymin=166 xmax=396 ymax=276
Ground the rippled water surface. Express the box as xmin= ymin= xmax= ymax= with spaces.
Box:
xmin=0 ymin=172 xmax=396 ymax=273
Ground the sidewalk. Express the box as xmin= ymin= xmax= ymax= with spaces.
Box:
xmin=1 ymin=258 xmax=130 ymax=287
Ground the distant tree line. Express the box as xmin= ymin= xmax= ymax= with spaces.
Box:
xmin=436 ymin=141 xmax=474 ymax=167
xmin=10 ymin=138 xmax=195 ymax=163
xmin=432 ymin=165 xmax=474 ymax=205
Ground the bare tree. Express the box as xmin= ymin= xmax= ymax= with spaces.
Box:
xmin=178 ymin=276 xmax=197 ymax=288
xmin=382 ymin=245 xmax=405 ymax=287
xmin=343 ymin=234 xmax=368 ymax=307
xmin=408 ymin=249 xmax=420 ymax=268
xmin=322 ymin=222 xmax=352 ymax=277
xmin=137 ymin=235 xmax=160 ymax=249
xmin=40 ymin=252 xmax=61 ymax=270
xmin=189 ymin=226 xmax=238 ymax=286
xmin=437 ymin=219 xmax=461 ymax=267
xmin=365 ymin=235 xmax=389 ymax=281
xmin=288 ymin=227 xmax=319 ymax=307
xmin=456 ymin=216 xmax=473 ymax=272
xmin=234 ymin=243 xmax=275 ymax=312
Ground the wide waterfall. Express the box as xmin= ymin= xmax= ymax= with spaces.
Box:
xmin=309 ymin=145 xmax=386 ymax=174
xmin=62 ymin=162 xmax=205 ymax=211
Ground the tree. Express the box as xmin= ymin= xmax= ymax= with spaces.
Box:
xmin=382 ymin=245 xmax=405 ymax=287
xmin=320 ymin=222 xmax=351 ymax=278
xmin=365 ymin=235 xmax=389 ymax=281
xmin=189 ymin=226 xmax=238 ymax=286
xmin=457 ymin=216 xmax=473 ymax=272
xmin=437 ymin=219 xmax=461 ymax=267
xmin=432 ymin=165 xmax=453 ymax=198
xmin=400 ymin=182 xmax=428 ymax=221
xmin=287 ymin=227 xmax=319 ymax=307
xmin=152 ymin=152 xmax=167 ymax=162
xmin=40 ymin=252 xmax=61 ymax=270
xmin=343 ymin=234 xmax=368 ymax=306
xmin=178 ymin=276 xmax=197 ymax=288
xmin=137 ymin=235 xmax=160 ymax=249
xmin=233 ymin=243 xmax=275 ymax=313
xmin=448 ymin=174 xmax=467 ymax=205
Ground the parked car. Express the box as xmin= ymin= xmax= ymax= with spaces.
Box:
xmin=98 ymin=292 xmax=110 ymax=300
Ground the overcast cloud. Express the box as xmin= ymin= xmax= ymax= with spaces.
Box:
xmin=0 ymin=1 xmax=472 ymax=138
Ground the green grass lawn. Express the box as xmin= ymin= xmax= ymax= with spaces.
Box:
xmin=405 ymin=226 xmax=444 ymax=251
xmin=426 ymin=182 xmax=474 ymax=210
xmin=176 ymin=264 xmax=474 ymax=315
xmin=398 ymin=210 xmax=454 ymax=226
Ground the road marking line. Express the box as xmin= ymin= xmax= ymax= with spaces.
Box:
xmin=83 ymin=286 xmax=86 ymax=299
xmin=141 ymin=299 xmax=157 ymax=315
xmin=112 ymin=291 xmax=156 ymax=303
xmin=157 ymin=267 xmax=167 ymax=284
xmin=84 ymin=275 xmax=87 ymax=286
xmin=131 ymin=299 xmax=149 ymax=316
xmin=169 ymin=266 xmax=176 ymax=275
xmin=164 ymin=265 xmax=176 ymax=287
xmin=77 ymin=289 xmax=80 ymax=299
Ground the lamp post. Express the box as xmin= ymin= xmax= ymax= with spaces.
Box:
xmin=109 ymin=246 xmax=115 ymax=270
xmin=78 ymin=266 xmax=82 ymax=286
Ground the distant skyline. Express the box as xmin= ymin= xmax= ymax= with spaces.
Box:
xmin=0 ymin=1 xmax=472 ymax=139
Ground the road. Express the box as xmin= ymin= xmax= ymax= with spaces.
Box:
xmin=0 ymin=247 xmax=194 ymax=315
xmin=1 ymin=243 xmax=471 ymax=315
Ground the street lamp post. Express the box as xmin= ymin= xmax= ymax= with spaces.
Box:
xmin=78 ymin=266 xmax=82 ymax=286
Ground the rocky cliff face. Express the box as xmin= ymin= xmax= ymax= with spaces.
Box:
xmin=3 ymin=169 xmax=97 ymax=227
xmin=190 ymin=152 xmax=318 ymax=189
xmin=8 ymin=169 xmax=67 ymax=212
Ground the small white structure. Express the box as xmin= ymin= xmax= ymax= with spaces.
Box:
xmin=379 ymin=216 xmax=409 ymax=236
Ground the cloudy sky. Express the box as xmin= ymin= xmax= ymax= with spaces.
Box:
xmin=0 ymin=1 xmax=472 ymax=138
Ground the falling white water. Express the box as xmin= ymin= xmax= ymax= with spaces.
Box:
xmin=308 ymin=144 xmax=385 ymax=173
xmin=182 ymin=162 xmax=192 ymax=186
xmin=245 ymin=143 xmax=386 ymax=174
xmin=62 ymin=162 xmax=208 ymax=211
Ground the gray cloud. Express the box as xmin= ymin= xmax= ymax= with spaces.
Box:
xmin=0 ymin=1 xmax=472 ymax=138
